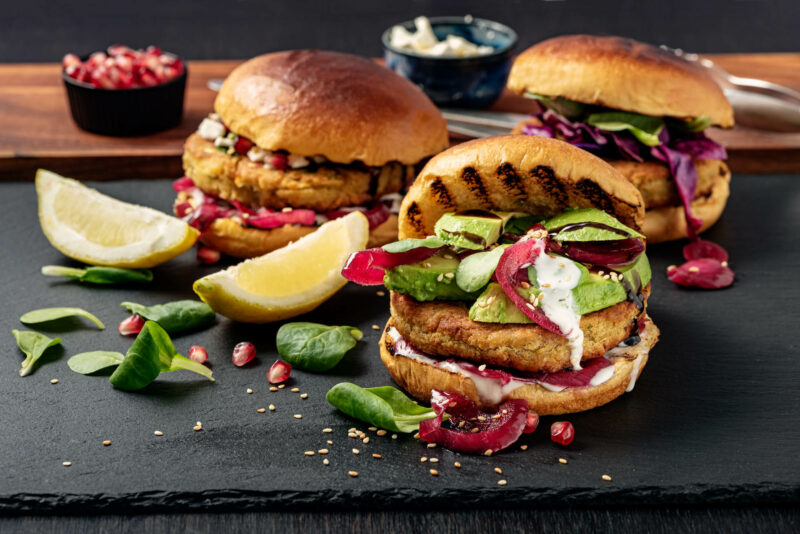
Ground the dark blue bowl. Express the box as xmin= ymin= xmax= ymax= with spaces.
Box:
xmin=382 ymin=16 xmax=517 ymax=109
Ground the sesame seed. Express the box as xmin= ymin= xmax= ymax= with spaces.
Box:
xmin=293 ymin=414 xmax=302 ymax=419
xmin=477 ymin=416 xmax=486 ymax=421
xmin=602 ymin=474 xmax=612 ymax=481
xmin=269 ymin=404 xmax=276 ymax=411
xmin=352 ymin=449 xmax=360 ymax=455
xmin=598 ymin=270 xmax=605 ymax=276
xmin=430 ymin=458 xmax=439 ymax=463
xmin=372 ymin=454 xmax=382 ymax=459
xmin=436 ymin=273 xmax=444 ymax=282
xmin=444 ymin=272 xmax=454 ymax=279
xmin=300 ymin=393 xmax=308 ymax=399
xmin=429 ymin=469 xmax=438 ymax=476
xmin=196 ymin=421 xmax=202 ymax=426
xmin=318 ymin=449 xmax=329 ymax=455
xmin=327 ymin=440 xmax=333 ymax=445
xmin=443 ymin=254 xmax=455 ymax=260
xmin=542 ymin=283 xmax=551 ymax=288
xmin=454 ymin=462 xmax=462 ymax=468
xmin=282 ymin=207 xmax=292 ymax=212
xmin=458 ymin=421 xmax=466 ymax=428
xmin=348 ymin=471 xmax=358 ymax=477
xmin=246 ymin=388 xmax=253 ymax=394
xmin=193 ymin=425 xmax=203 ymax=432
xmin=422 ymin=262 xmax=431 ymax=269
xmin=497 ymin=479 xmax=507 ymax=486
xmin=278 ymin=384 xmax=285 ymax=389
xmin=348 ymin=427 xmax=356 ymax=432
xmin=688 ymin=266 xmax=700 ymax=273
xmin=487 ymin=296 xmax=496 ymax=306
xmin=494 ymin=467 xmax=503 ymax=475
xmin=323 ymin=459 xmax=330 ymax=466
xmin=391 ymin=434 xmax=398 ymax=440
xmin=62 ymin=461 xmax=72 ymax=467
xmin=257 ymin=408 xmax=266 ymax=413
xmin=484 ymin=449 xmax=493 ymax=456
xmin=291 ymin=387 xmax=300 ymax=392
xmin=102 ymin=440 xmax=111 ymax=446
xmin=371 ymin=325 xmax=380 ymax=330
xmin=491 ymin=414 xmax=501 ymax=420
xmin=376 ymin=429 xmax=387 ymax=436
xmin=558 ymin=262 xmax=565 ymax=268
xmin=427 ymin=443 xmax=437 ymax=448
xmin=50 ymin=379 xmax=59 ymax=384
xmin=304 ymin=451 xmax=315 ymax=456
xmin=667 ymin=265 xmax=677 ymax=271
xmin=154 ymin=431 xmax=163 ymax=436
xmin=478 ymin=364 xmax=486 ymax=371
xmin=420 ymin=457 xmax=428 ymax=462
xmin=603 ymin=274 xmax=610 ymax=279
xmin=526 ymin=303 xmax=535 ymax=310
xmin=721 ymin=261 xmax=729 ymax=267
xmin=362 ymin=437 xmax=370 ymax=444
xmin=559 ymin=458 xmax=568 ymax=464
xmin=471 ymin=428 xmax=480 ymax=433
xmin=376 ymin=291 xmax=386 ymax=297
xmin=322 ymin=428 xmax=333 ymax=433
xmin=270 ymin=387 xmax=278 ymax=392
xmin=368 ymin=426 xmax=377 ymax=431
xmin=520 ymin=281 xmax=530 ymax=289
xmin=502 ymin=409 xmax=508 ymax=414
xmin=520 ymin=445 xmax=528 ymax=451
xmin=619 ymin=273 xmax=624 ymax=280
xmin=413 ymin=432 xmax=420 ymax=439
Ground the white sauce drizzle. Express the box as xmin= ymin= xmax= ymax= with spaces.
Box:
xmin=533 ymin=250 xmax=584 ymax=370
xmin=626 ymin=354 xmax=644 ymax=392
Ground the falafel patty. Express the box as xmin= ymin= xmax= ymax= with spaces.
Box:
xmin=390 ymin=285 xmax=649 ymax=374
xmin=183 ymin=133 xmax=415 ymax=212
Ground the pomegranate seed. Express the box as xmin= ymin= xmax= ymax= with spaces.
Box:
xmin=118 ymin=314 xmax=146 ymax=336
xmin=115 ymin=55 xmax=134 ymax=72
xmin=88 ymin=51 xmax=107 ymax=67
xmin=107 ymin=44 xmax=135 ymax=57
xmin=232 ymin=342 xmax=256 ymax=367
xmin=269 ymin=153 xmax=288 ymax=170
xmin=62 ymin=53 xmax=81 ymax=70
xmin=234 ymin=137 xmax=254 ymax=156
xmin=523 ymin=412 xmax=539 ymax=434
xmin=146 ymin=45 xmax=163 ymax=56
xmin=197 ymin=245 xmax=221 ymax=264
xmin=550 ymin=421 xmax=575 ymax=446
xmin=139 ymin=72 xmax=159 ymax=87
xmin=267 ymin=359 xmax=292 ymax=384
xmin=189 ymin=345 xmax=209 ymax=364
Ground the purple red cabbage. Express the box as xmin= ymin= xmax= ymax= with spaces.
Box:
xmin=521 ymin=110 xmax=727 ymax=240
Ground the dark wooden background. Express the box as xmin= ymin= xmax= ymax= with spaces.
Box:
xmin=2 ymin=0 xmax=799 ymax=531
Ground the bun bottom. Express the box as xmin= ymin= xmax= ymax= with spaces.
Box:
xmin=642 ymin=171 xmax=730 ymax=243
xmin=379 ymin=317 xmax=659 ymax=415
xmin=199 ymin=214 xmax=398 ymax=259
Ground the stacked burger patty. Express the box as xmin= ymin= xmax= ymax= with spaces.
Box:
xmin=175 ymin=50 xmax=449 ymax=258
xmin=344 ymin=135 xmax=661 ymax=415
xmin=507 ymin=35 xmax=734 ymax=243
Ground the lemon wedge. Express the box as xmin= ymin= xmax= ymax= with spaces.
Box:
xmin=193 ymin=211 xmax=369 ymax=323
xmin=36 ymin=169 xmax=199 ymax=269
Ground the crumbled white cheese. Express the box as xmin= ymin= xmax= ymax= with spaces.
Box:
xmin=288 ymin=155 xmax=310 ymax=168
xmin=247 ymin=146 xmax=268 ymax=162
xmin=198 ymin=118 xmax=226 ymax=141
xmin=390 ymin=16 xmax=495 ymax=57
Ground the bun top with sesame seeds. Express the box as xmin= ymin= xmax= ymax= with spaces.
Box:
xmin=398 ymin=135 xmax=645 ymax=239
xmin=215 ymin=50 xmax=449 ymax=167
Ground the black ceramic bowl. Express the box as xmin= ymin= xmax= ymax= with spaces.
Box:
xmin=382 ymin=16 xmax=517 ymax=109
xmin=62 ymin=55 xmax=187 ymax=136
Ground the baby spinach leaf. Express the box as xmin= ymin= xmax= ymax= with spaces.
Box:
xmin=20 ymin=307 xmax=105 ymax=330
xmin=503 ymin=215 xmax=541 ymax=235
xmin=667 ymin=115 xmax=713 ymax=134
xmin=456 ymin=245 xmax=508 ymax=293
xmin=277 ymin=323 xmax=363 ymax=372
xmin=68 ymin=351 xmax=125 ymax=375
xmin=586 ymin=111 xmax=665 ymax=146
xmin=109 ymin=321 xmax=214 ymax=391
xmin=382 ymin=237 xmax=447 ymax=254
xmin=41 ymin=265 xmax=153 ymax=285
xmin=120 ymin=300 xmax=215 ymax=334
xmin=325 ymin=383 xmax=438 ymax=433
xmin=12 ymin=330 xmax=62 ymax=376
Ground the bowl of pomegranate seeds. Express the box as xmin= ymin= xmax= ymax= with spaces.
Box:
xmin=62 ymin=45 xmax=187 ymax=136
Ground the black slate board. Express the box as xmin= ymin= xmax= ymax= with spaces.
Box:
xmin=1 ymin=176 xmax=799 ymax=514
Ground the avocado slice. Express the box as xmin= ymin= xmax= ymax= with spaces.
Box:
xmin=469 ymin=283 xmax=535 ymax=324
xmin=434 ymin=211 xmax=504 ymax=250
xmin=455 ymin=245 xmax=509 ymax=293
xmin=384 ymin=253 xmax=481 ymax=302
xmin=571 ymin=253 xmax=652 ymax=315
xmin=544 ymin=208 xmax=644 ymax=242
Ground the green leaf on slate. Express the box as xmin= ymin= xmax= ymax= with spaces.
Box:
xmin=67 ymin=351 xmax=125 ymax=375
xmin=20 ymin=307 xmax=105 ymax=330
xmin=12 ymin=329 xmax=62 ymax=376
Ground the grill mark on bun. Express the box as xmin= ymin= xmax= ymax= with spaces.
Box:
xmin=575 ymin=178 xmax=614 ymax=212
xmin=429 ymin=177 xmax=454 ymax=208
xmin=532 ymin=165 xmax=567 ymax=207
xmin=462 ymin=167 xmax=491 ymax=204
xmin=405 ymin=201 xmax=425 ymax=234
xmin=497 ymin=163 xmax=526 ymax=199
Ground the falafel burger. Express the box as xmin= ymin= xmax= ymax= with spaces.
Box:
xmin=173 ymin=50 xmax=449 ymax=258
xmin=507 ymin=35 xmax=733 ymax=243
xmin=342 ymin=135 xmax=659 ymax=415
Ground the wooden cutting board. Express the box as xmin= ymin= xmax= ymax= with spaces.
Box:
xmin=1 ymin=54 xmax=799 ymax=180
